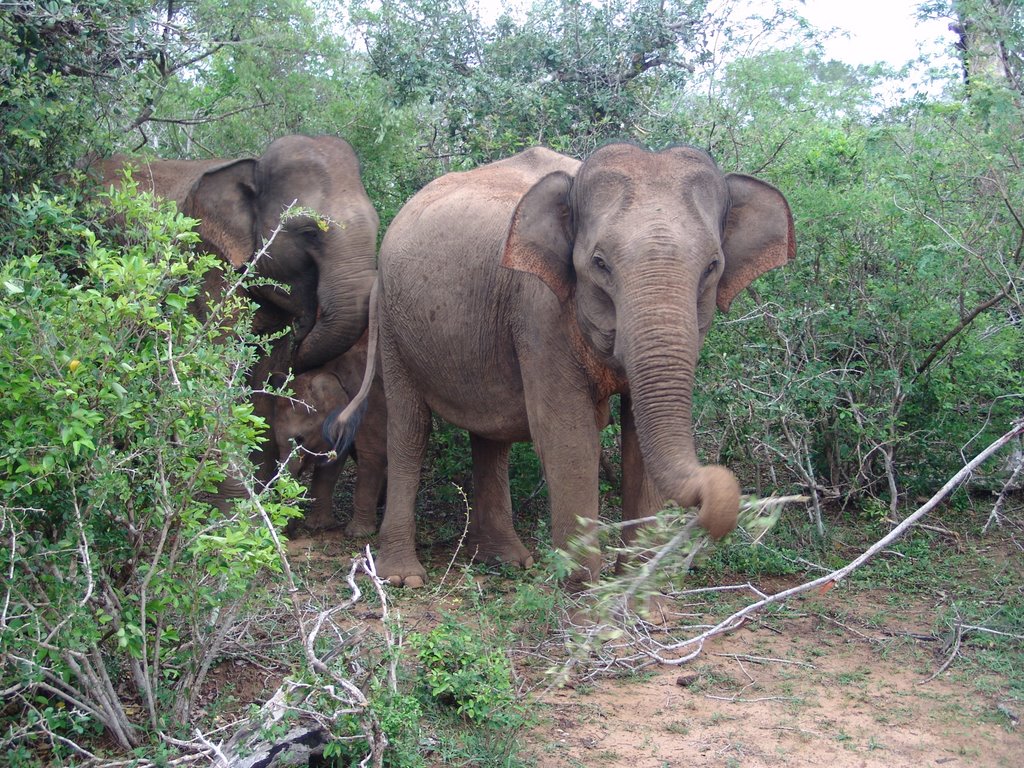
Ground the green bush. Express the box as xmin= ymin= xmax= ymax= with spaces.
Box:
xmin=411 ymin=616 xmax=518 ymax=727
xmin=0 ymin=183 xmax=302 ymax=760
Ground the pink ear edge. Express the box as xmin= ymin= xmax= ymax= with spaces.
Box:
xmin=501 ymin=240 xmax=572 ymax=303
xmin=716 ymin=236 xmax=794 ymax=314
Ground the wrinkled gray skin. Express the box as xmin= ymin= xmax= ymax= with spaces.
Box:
xmin=267 ymin=333 xmax=387 ymax=537
xmin=92 ymin=134 xmax=379 ymax=373
xmin=337 ymin=143 xmax=795 ymax=587
xmin=92 ymin=135 xmax=379 ymax=497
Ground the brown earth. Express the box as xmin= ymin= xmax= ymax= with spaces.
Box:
xmin=282 ymin=528 xmax=1022 ymax=768
xmin=521 ymin=590 xmax=1022 ymax=768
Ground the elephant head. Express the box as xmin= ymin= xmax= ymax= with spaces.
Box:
xmin=270 ymin=369 xmax=349 ymax=478
xmin=181 ymin=135 xmax=379 ymax=371
xmin=503 ymin=143 xmax=795 ymax=537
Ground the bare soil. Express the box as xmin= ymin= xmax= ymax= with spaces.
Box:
xmin=522 ymin=589 xmax=1022 ymax=768
xmin=283 ymin=528 xmax=1022 ymax=768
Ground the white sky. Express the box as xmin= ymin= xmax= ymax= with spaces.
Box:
xmin=793 ymin=0 xmax=955 ymax=67
xmin=480 ymin=0 xmax=958 ymax=69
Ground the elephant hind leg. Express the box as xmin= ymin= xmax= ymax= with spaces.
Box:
xmin=346 ymin=382 xmax=388 ymax=537
xmin=376 ymin=354 xmax=432 ymax=587
xmin=466 ymin=434 xmax=534 ymax=568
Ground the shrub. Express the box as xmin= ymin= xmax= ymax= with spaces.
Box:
xmin=411 ymin=616 xmax=518 ymax=727
xmin=0 ymin=183 xmax=302 ymax=761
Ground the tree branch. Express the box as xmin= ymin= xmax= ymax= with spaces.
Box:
xmin=915 ymin=282 xmax=1012 ymax=375
xmin=648 ymin=419 xmax=1024 ymax=665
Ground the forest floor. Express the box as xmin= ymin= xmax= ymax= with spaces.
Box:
xmin=279 ymin=503 xmax=1024 ymax=768
xmin=518 ymin=582 xmax=1022 ymax=768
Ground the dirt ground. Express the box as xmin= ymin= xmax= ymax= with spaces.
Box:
xmin=521 ymin=589 xmax=1022 ymax=768
xmin=283 ymin=529 xmax=1023 ymax=768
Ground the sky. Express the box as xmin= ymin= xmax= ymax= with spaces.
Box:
xmin=791 ymin=0 xmax=955 ymax=67
xmin=480 ymin=0 xmax=959 ymax=70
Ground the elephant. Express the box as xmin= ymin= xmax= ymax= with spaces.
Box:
xmin=89 ymin=134 xmax=379 ymax=374
xmin=265 ymin=332 xmax=387 ymax=537
xmin=89 ymin=134 xmax=379 ymax=492
xmin=326 ymin=143 xmax=795 ymax=587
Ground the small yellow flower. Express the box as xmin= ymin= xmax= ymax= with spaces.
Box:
xmin=69 ymin=359 xmax=81 ymax=373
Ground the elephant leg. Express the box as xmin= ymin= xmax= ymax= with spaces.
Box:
xmin=346 ymin=382 xmax=387 ymax=537
xmin=376 ymin=348 xmax=431 ymax=587
xmin=303 ymin=457 xmax=346 ymax=531
xmin=619 ymin=393 xmax=664 ymax=555
xmin=619 ymin=393 xmax=672 ymax=623
xmin=347 ymin=451 xmax=384 ymax=538
xmin=210 ymin=474 xmax=249 ymax=516
xmin=522 ymin=377 xmax=602 ymax=586
xmin=251 ymin=392 xmax=279 ymax=491
xmin=466 ymin=434 xmax=534 ymax=567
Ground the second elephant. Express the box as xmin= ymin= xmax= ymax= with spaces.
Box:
xmin=266 ymin=332 xmax=387 ymax=536
xmin=90 ymin=135 xmax=379 ymax=504
xmin=328 ymin=143 xmax=795 ymax=587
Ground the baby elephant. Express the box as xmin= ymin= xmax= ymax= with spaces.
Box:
xmin=269 ymin=338 xmax=386 ymax=536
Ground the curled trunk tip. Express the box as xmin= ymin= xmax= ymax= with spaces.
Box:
xmin=676 ymin=465 xmax=740 ymax=540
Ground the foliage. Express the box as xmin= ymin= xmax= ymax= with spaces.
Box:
xmin=561 ymin=495 xmax=789 ymax=624
xmin=921 ymin=0 xmax=1024 ymax=97
xmin=0 ymin=182 xmax=302 ymax=760
xmin=4 ymin=0 xmax=1024 ymax=761
xmin=0 ymin=0 xmax=155 ymax=195
xmin=353 ymin=0 xmax=712 ymax=164
xmin=410 ymin=613 xmax=518 ymax=727
xmin=661 ymin=45 xmax=1024 ymax=517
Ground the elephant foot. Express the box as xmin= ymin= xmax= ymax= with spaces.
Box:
xmin=465 ymin=532 xmax=534 ymax=569
xmin=344 ymin=512 xmax=378 ymax=538
xmin=374 ymin=550 xmax=427 ymax=588
xmin=285 ymin=514 xmax=342 ymax=537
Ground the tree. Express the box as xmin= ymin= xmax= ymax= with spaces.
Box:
xmin=937 ymin=0 xmax=1023 ymax=92
xmin=0 ymin=0 xmax=155 ymax=194
xmin=660 ymin=45 xmax=1023 ymax=517
xmin=353 ymin=0 xmax=713 ymax=164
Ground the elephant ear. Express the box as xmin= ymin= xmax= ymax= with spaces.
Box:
xmin=186 ymin=158 xmax=259 ymax=269
xmin=501 ymin=171 xmax=575 ymax=302
xmin=310 ymin=371 xmax=348 ymax=413
xmin=718 ymin=174 xmax=796 ymax=313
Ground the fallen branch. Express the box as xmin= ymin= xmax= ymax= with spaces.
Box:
xmin=644 ymin=419 xmax=1024 ymax=665
xmin=919 ymin=609 xmax=964 ymax=685
xmin=557 ymin=420 xmax=1024 ymax=677
xmin=711 ymin=653 xmax=816 ymax=669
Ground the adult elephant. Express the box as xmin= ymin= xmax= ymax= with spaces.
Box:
xmin=91 ymin=134 xmax=379 ymax=373
xmin=328 ymin=143 xmax=795 ymax=587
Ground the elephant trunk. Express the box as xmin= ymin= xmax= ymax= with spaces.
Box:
xmin=618 ymin=274 xmax=740 ymax=539
xmin=292 ymin=209 xmax=378 ymax=372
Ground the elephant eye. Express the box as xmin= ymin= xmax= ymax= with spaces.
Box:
xmin=592 ymin=253 xmax=610 ymax=273
xmin=704 ymin=259 xmax=720 ymax=277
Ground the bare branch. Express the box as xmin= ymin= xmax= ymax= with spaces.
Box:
xmin=915 ymin=282 xmax=1013 ymax=375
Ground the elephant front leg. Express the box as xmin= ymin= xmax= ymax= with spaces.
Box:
xmin=303 ymin=458 xmax=346 ymax=531
xmin=466 ymin=434 xmax=534 ymax=568
xmin=619 ymin=393 xmax=672 ymax=623
xmin=619 ymin=392 xmax=665 ymax=559
xmin=524 ymin=388 xmax=603 ymax=587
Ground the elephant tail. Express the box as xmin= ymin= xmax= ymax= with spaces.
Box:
xmin=323 ymin=277 xmax=379 ymax=457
